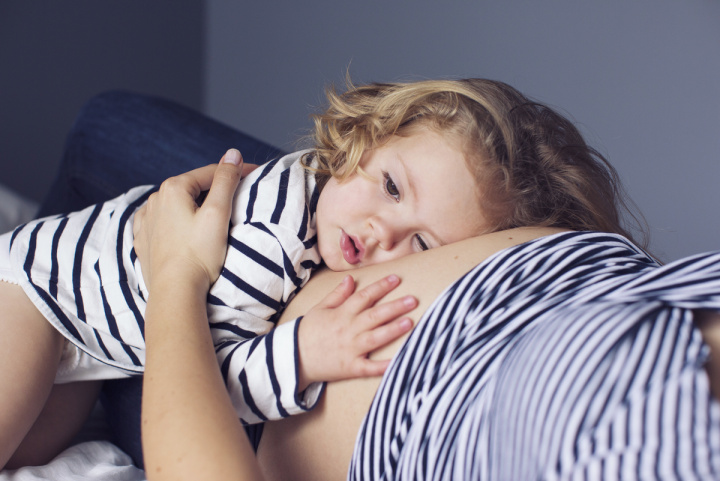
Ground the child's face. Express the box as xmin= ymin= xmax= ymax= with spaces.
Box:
xmin=316 ymin=126 xmax=488 ymax=271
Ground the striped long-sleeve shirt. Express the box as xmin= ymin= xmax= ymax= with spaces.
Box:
xmin=2 ymin=150 xmax=324 ymax=424
xmin=351 ymin=231 xmax=720 ymax=480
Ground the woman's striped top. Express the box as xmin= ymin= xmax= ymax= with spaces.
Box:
xmin=3 ymin=150 xmax=324 ymax=424
xmin=350 ymin=231 xmax=720 ymax=480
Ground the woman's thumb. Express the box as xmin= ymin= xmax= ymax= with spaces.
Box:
xmin=203 ymin=149 xmax=243 ymax=214
xmin=222 ymin=148 xmax=242 ymax=166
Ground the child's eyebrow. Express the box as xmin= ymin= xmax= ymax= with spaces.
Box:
xmin=397 ymin=154 xmax=417 ymax=203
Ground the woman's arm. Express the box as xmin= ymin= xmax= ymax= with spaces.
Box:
xmin=143 ymin=262 xmax=261 ymax=481
xmin=137 ymin=150 xmax=265 ymax=481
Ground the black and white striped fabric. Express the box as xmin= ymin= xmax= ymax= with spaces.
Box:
xmin=3 ymin=150 xmax=323 ymax=424
xmin=351 ymin=231 xmax=720 ymax=480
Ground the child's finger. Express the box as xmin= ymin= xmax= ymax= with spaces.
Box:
xmin=350 ymin=358 xmax=393 ymax=379
xmin=316 ymin=275 xmax=355 ymax=309
xmin=360 ymin=295 xmax=418 ymax=331
xmin=356 ymin=317 xmax=414 ymax=355
xmin=345 ymin=274 xmax=402 ymax=312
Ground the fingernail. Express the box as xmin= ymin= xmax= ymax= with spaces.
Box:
xmin=387 ymin=274 xmax=399 ymax=284
xmin=399 ymin=318 xmax=413 ymax=330
xmin=403 ymin=296 xmax=416 ymax=307
xmin=223 ymin=148 xmax=241 ymax=165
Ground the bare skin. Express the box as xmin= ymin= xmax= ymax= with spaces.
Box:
xmin=6 ymin=156 xmax=719 ymax=478
xmin=257 ymin=226 xmax=568 ymax=481
xmin=259 ymin=243 xmax=720 ymax=480
xmin=0 ymin=159 xmax=262 ymax=470
xmin=138 ymin=159 xmax=720 ymax=481
xmin=0 ymin=284 xmax=65 ymax=469
xmin=7 ymin=381 xmax=101 ymax=468
xmin=0 ymin=283 xmax=103 ymax=469
xmin=135 ymin=157 xmax=566 ymax=480
xmin=695 ymin=310 xmax=720 ymax=399
xmin=0 ymin=225 xmax=564 ymax=474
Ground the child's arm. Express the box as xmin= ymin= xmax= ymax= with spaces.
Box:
xmin=296 ymin=274 xmax=416 ymax=391
xmin=212 ymin=278 xmax=415 ymax=424
xmin=206 ymin=151 xmax=415 ymax=422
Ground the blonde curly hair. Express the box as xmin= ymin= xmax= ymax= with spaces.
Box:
xmin=307 ymin=78 xmax=647 ymax=248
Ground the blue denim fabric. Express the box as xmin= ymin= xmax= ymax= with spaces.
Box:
xmin=37 ymin=91 xmax=284 ymax=467
xmin=39 ymin=90 xmax=285 ymax=216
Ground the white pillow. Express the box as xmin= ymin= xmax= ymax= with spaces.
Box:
xmin=0 ymin=184 xmax=38 ymax=234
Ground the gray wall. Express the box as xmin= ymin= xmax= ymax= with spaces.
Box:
xmin=2 ymin=2 xmax=718 ymax=262
xmin=0 ymin=1 xmax=203 ymax=202
xmin=204 ymin=0 xmax=720 ymax=262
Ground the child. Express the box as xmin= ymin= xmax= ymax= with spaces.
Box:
xmin=0 ymin=78 xmax=642 ymax=467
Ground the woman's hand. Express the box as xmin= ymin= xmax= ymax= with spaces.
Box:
xmin=133 ymin=149 xmax=249 ymax=294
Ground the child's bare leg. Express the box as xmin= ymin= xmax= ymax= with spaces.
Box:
xmin=6 ymin=380 xmax=102 ymax=468
xmin=695 ymin=309 xmax=720 ymax=400
xmin=0 ymin=283 xmax=65 ymax=469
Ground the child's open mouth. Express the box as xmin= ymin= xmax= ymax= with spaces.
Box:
xmin=340 ymin=231 xmax=363 ymax=265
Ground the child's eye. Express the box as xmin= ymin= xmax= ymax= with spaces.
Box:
xmin=383 ymin=171 xmax=400 ymax=201
xmin=414 ymin=234 xmax=430 ymax=251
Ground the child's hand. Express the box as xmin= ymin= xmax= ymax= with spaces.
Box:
xmin=297 ymin=275 xmax=417 ymax=390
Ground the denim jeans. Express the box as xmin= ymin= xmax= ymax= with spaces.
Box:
xmin=37 ymin=90 xmax=284 ymax=467
xmin=39 ymin=90 xmax=284 ymax=216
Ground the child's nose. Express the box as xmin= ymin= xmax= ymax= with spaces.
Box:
xmin=368 ymin=215 xmax=396 ymax=251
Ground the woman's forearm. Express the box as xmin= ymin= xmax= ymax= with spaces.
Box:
xmin=135 ymin=153 xmax=264 ymax=480
xmin=142 ymin=268 xmax=264 ymax=480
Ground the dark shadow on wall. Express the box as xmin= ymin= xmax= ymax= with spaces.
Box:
xmin=0 ymin=0 xmax=204 ymax=201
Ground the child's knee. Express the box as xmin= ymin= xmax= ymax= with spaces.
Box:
xmin=0 ymin=282 xmax=64 ymax=363
xmin=5 ymin=381 xmax=103 ymax=469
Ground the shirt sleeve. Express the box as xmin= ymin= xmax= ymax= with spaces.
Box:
xmin=214 ymin=316 xmax=325 ymax=424
xmin=206 ymin=154 xmax=322 ymax=423
xmin=207 ymin=219 xmax=323 ymax=423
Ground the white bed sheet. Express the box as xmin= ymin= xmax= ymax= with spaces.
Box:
xmin=0 ymin=184 xmax=146 ymax=480
xmin=0 ymin=442 xmax=146 ymax=481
